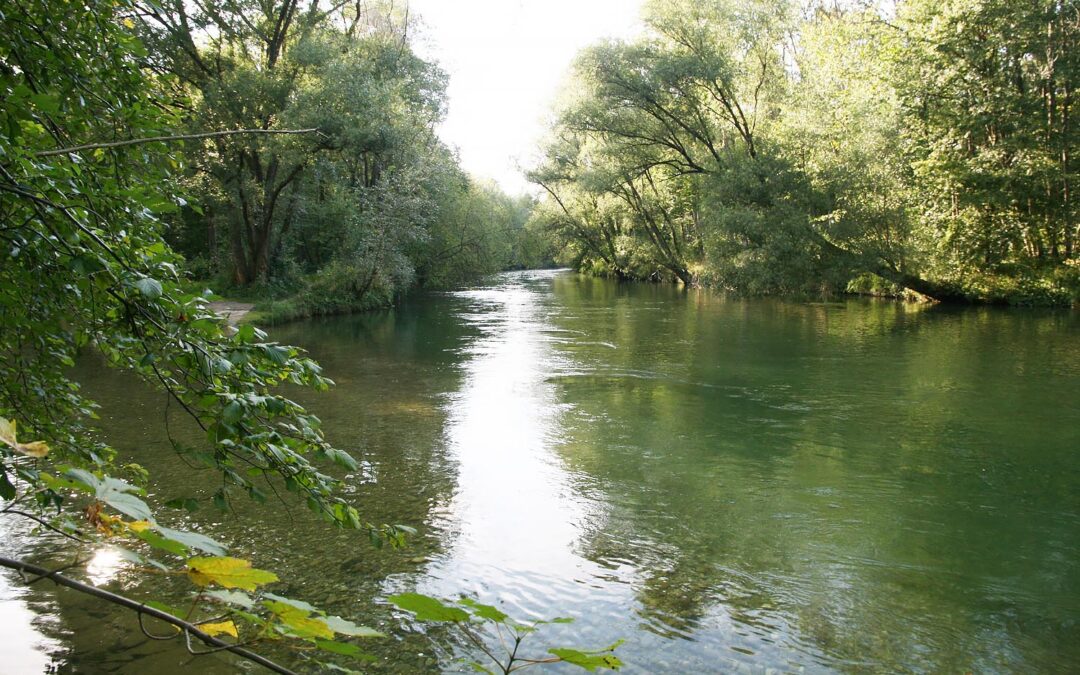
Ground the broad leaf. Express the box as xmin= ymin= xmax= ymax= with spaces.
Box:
xmin=199 ymin=620 xmax=239 ymax=638
xmin=388 ymin=593 xmax=469 ymax=622
xmin=549 ymin=642 xmax=625 ymax=672
xmin=0 ymin=417 xmax=50 ymax=458
xmin=156 ymin=527 xmax=227 ymax=555
xmin=187 ymin=556 xmax=278 ymax=590
xmin=204 ymin=589 xmax=254 ymax=609
xmin=265 ymin=601 xmax=334 ymax=639
xmin=134 ymin=277 xmax=162 ymax=299
xmin=459 ymin=598 xmax=508 ymax=623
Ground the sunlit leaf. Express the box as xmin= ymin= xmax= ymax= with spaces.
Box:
xmin=264 ymin=601 xmax=334 ymax=639
xmin=0 ymin=417 xmax=50 ymax=457
xmin=549 ymin=641 xmax=625 ymax=672
xmin=204 ymin=589 xmax=254 ymax=609
xmin=199 ymin=620 xmax=239 ymax=638
xmin=187 ymin=556 xmax=278 ymax=590
xmin=99 ymin=490 xmax=153 ymax=522
xmin=156 ymin=527 xmax=227 ymax=555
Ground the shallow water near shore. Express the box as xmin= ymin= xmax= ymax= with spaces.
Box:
xmin=4 ymin=269 xmax=1080 ymax=673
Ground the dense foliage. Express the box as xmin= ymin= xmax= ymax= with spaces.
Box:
xmin=530 ymin=0 xmax=1078 ymax=304
xmin=137 ymin=0 xmax=544 ymax=314
xmin=0 ymin=0 xmax=576 ymax=671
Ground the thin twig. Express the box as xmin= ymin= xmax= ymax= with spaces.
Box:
xmin=35 ymin=128 xmax=325 ymax=157
xmin=1 ymin=508 xmax=86 ymax=542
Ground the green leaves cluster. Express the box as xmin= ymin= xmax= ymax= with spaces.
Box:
xmin=389 ymin=593 xmax=623 ymax=674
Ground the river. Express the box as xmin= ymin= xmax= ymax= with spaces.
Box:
xmin=3 ymin=269 xmax=1079 ymax=673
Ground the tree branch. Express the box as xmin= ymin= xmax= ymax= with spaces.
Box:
xmin=35 ymin=129 xmax=325 ymax=158
xmin=0 ymin=556 xmax=297 ymax=675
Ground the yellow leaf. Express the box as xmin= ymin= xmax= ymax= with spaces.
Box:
xmin=186 ymin=556 xmax=278 ymax=591
xmin=0 ymin=417 xmax=49 ymax=457
xmin=198 ymin=620 xmax=239 ymax=638
xmin=265 ymin=602 xmax=334 ymax=640
xmin=126 ymin=520 xmax=153 ymax=532
xmin=0 ymin=417 xmax=15 ymax=445
xmin=16 ymin=441 xmax=49 ymax=457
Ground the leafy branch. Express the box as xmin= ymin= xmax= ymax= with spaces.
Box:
xmin=388 ymin=593 xmax=624 ymax=674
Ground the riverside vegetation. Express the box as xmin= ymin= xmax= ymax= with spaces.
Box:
xmin=531 ymin=0 xmax=1078 ymax=306
xmin=0 ymin=0 xmax=1076 ymax=672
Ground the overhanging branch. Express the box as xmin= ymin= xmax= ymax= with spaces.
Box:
xmin=35 ymin=129 xmax=325 ymax=158
xmin=0 ymin=556 xmax=297 ymax=675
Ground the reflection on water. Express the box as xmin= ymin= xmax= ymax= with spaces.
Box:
xmin=4 ymin=270 xmax=1079 ymax=673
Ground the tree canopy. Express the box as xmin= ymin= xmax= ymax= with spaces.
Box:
xmin=530 ymin=0 xmax=1078 ymax=305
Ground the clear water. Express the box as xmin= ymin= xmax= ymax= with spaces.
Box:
xmin=4 ymin=269 xmax=1079 ymax=673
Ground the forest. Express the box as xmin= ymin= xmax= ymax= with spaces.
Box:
xmin=532 ymin=0 xmax=1077 ymax=305
xmin=0 ymin=0 xmax=1077 ymax=672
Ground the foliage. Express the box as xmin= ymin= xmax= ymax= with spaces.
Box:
xmin=141 ymin=0 xmax=535 ymax=310
xmin=389 ymin=593 xmax=623 ymax=674
xmin=530 ymin=0 xmax=1079 ymax=305
xmin=0 ymin=0 xmax=410 ymax=669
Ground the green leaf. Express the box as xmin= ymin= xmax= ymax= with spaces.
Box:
xmin=134 ymin=277 xmax=162 ymax=299
xmin=548 ymin=641 xmax=625 ymax=672
xmin=388 ymin=593 xmax=469 ymax=622
xmin=144 ymin=600 xmax=185 ymax=618
xmin=459 ymin=598 xmax=508 ymax=623
xmin=0 ymin=469 xmax=15 ymax=500
xmin=134 ymin=528 xmax=188 ymax=556
xmin=100 ymin=490 xmax=153 ymax=521
xmin=314 ymin=639 xmax=365 ymax=658
xmin=323 ymin=615 xmax=384 ymax=638
xmin=264 ymin=601 xmax=334 ymax=639
xmin=263 ymin=345 xmax=289 ymax=365
xmin=324 ymin=447 xmax=358 ymax=470
xmin=29 ymin=93 xmax=60 ymax=114
xmin=63 ymin=468 xmax=100 ymax=492
xmin=164 ymin=497 xmax=199 ymax=513
xmin=222 ymin=400 xmax=244 ymax=424
xmin=157 ymin=527 xmax=227 ymax=555
xmin=262 ymin=592 xmax=320 ymax=614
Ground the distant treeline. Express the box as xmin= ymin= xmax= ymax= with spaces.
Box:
xmin=527 ymin=0 xmax=1078 ymax=305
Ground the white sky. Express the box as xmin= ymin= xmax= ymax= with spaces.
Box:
xmin=407 ymin=0 xmax=645 ymax=195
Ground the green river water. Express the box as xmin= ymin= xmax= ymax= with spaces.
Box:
xmin=2 ymin=269 xmax=1079 ymax=673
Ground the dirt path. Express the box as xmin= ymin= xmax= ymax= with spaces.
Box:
xmin=207 ymin=301 xmax=254 ymax=326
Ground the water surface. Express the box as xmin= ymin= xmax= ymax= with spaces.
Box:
xmin=5 ymin=270 xmax=1080 ymax=672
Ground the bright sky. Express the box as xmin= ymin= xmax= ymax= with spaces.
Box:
xmin=407 ymin=0 xmax=645 ymax=195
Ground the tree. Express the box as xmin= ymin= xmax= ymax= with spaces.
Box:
xmin=894 ymin=0 xmax=1077 ymax=268
xmin=0 ymin=1 xmax=412 ymax=669
xmin=533 ymin=0 xmax=1078 ymax=304
xmin=1 ymin=3 xmax=617 ymax=670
